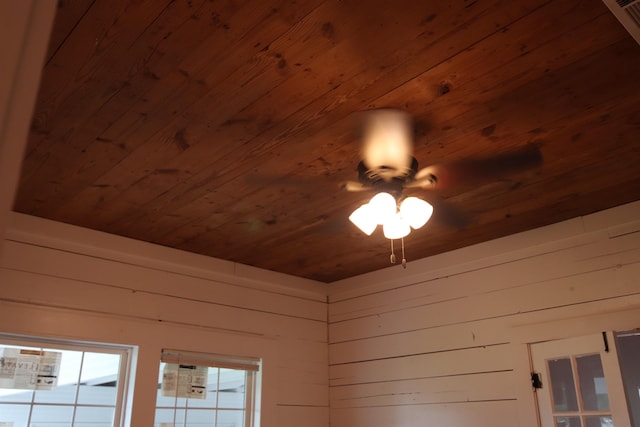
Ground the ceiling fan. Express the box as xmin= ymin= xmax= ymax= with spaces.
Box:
xmin=345 ymin=109 xmax=543 ymax=264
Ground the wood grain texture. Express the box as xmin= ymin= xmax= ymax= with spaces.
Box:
xmin=13 ymin=0 xmax=640 ymax=281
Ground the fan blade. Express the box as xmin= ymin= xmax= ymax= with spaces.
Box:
xmin=421 ymin=193 xmax=469 ymax=229
xmin=342 ymin=180 xmax=372 ymax=192
xmin=412 ymin=144 xmax=542 ymax=190
xmin=405 ymin=172 xmax=437 ymax=189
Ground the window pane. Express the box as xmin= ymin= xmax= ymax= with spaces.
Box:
xmin=74 ymin=406 xmax=115 ymax=426
xmin=30 ymin=404 xmax=74 ymax=426
xmin=217 ymin=409 xmax=245 ymax=427
xmin=77 ymin=351 xmax=121 ymax=405
xmin=33 ymin=349 xmax=81 ymax=404
xmin=0 ymin=345 xmax=36 ymax=403
xmin=155 ymin=408 xmax=178 ymax=426
xmin=0 ymin=389 xmax=33 ymax=403
xmin=549 ymin=358 xmax=579 ymax=412
xmin=187 ymin=368 xmax=219 ymax=409
xmin=555 ymin=416 xmax=582 ymax=427
xmin=174 ymin=408 xmax=187 ymax=427
xmin=576 ymin=354 xmax=610 ymax=411
xmin=585 ymin=416 xmax=613 ymax=427
xmin=186 ymin=408 xmax=216 ymax=425
xmin=218 ymin=369 xmax=245 ymax=409
xmin=157 ymin=363 xmax=188 ymax=408
xmin=0 ymin=403 xmax=31 ymax=427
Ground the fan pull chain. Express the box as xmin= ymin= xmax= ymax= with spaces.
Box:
xmin=401 ymin=237 xmax=407 ymax=269
xmin=390 ymin=239 xmax=396 ymax=264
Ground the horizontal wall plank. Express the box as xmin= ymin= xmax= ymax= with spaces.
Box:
xmin=278 ymin=365 xmax=328 ymax=406
xmin=278 ymin=405 xmax=328 ymax=427
xmin=0 ymin=268 xmax=325 ymax=342
xmin=331 ymin=370 xmax=514 ymax=407
xmin=7 ymin=212 xmax=327 ymax=301
xmin=2 ymin=240 xmax=326 ymax=321
xmin=329 ymin=344 xmax=510 ymax=387
xmin=330 ymin=261 xmax=640 ymax=342
xmin=277 ymin=338 xmax=328 ymax=405
xmin=329 ymin=203 xmax=640 ymax=302
xmin=333 ymin=294 xmax=640 ymax=364
xmin=330 ymin=317 xmax=508 ymax=365
xmin=328 ymin=216 xmax=591 ymax=302
xmin=329 ymin=232 xmax=640 ymax=322
xmin=278 ymin=338 xmax=328 ymax=365
xmin=330 ymin=400 xmax=517 ymax=427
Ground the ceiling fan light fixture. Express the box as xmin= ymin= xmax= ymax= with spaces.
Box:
xmin=400 ymin=197 xmax=433 ymax=229
xmin=349 ymin=204 xmax=378 ymax=236
xmin=362 ymin=109 xmax=413 ymax=173
xmin=382 ymin=213 xmax=411 ymax=239
xmin=368 ymin=192 xmax=397 ymax=225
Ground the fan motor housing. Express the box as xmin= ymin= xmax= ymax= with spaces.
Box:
xmin=357 ymin=157 xmax=420 ymax=196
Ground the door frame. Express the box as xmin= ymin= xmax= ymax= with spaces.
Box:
xmin=509 ymin=305 xmax=640 ymax=427
xmin=530 ymin=332 xmax=630 ymax=426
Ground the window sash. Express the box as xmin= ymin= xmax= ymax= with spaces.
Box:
xmin=0 ymin=333 xmax=134 ymax=427
xmin=160 ymin=349 xmax=260 ymax=372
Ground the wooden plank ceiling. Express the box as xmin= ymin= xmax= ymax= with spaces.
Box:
xmin=14 ymin=0 xmax=640 ymax=282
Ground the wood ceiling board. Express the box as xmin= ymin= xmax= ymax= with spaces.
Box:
xmin=14 ymin=0 xmax=640 ymax=282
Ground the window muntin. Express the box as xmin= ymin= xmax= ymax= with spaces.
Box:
xmin=155 ymin=350 xmax=260 ymax=427
xmin=0 ymin=335 xmax=133 ymax=427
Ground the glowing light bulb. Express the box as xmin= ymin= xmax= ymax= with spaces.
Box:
xmin=400 ymin=197 xmax=433 ymax=229
xmin=383 ymin=213 xmax=411 ymax=239
xmin=368 ymin=192 xmax=397 ymax=225
xmin=349 ymin=204 xmax=377 ymax=235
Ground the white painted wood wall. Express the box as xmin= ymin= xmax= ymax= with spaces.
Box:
xmin=328 ymin=201 xmax=640 ymax=427
xmin=0 ymin=213 xmax=329 ymax=427
xmin=2 ymin=205 xmax=640 ymax=427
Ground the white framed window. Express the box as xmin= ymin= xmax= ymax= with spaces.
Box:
xmin=155 ymin=349 xmax=260 ymax=427
xmin=0 ymin=334 xmax=134 ymax=427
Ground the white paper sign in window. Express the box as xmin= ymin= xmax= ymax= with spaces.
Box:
xmin=161 ymin=363 xmax=208 ymax=399
xmin=0 ymin=348 xmax=61 ymax=390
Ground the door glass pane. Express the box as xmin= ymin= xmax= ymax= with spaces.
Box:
xmin=585 ymin=416 xmax=613 ymax=427
xmin=616 ymin=332 xmax=640 ymax=427
xmin=577 ymin=354 xmax=610 ymax=411
xmin=555 ymin=416 xmax=582 ymax=427
xmin=549 ymin=358 xmax=579 ymax=412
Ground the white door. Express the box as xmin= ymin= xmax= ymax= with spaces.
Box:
xmin=530 ymin=333 xmax=631 ymax=427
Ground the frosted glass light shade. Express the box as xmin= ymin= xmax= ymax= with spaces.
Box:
xmin=368 ymin=192 xmax=397 ymax=225
xmin=349 ymin=204 xmax=377 ymax=235
xmin=362 ymin=110 xmax=413 ymax=173
xmin=400 ymin=197 xmax=433 ymax=229
xmin=383 ymin=213 xmax=411 ymax=239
